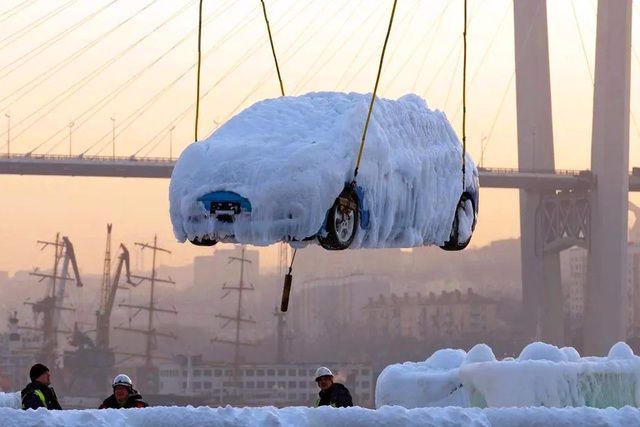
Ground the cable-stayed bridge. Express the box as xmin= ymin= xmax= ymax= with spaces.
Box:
xmin=1 ymin=0 xmax=639 ymax=356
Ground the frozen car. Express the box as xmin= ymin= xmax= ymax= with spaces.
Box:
xmin=169 ymin=92 xmax=478 ymax=251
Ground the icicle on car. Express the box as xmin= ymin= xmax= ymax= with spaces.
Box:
xmin=169 ymin=92 xmax=479 ymax=250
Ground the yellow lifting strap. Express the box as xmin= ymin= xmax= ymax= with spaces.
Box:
xmin=462 ymin=0 xmax=468 ymax=189
xmin=194 ymin=0 xmax=204 ymax=142
xmin=261 ymin=0 xmax=285 ymax=97
xmin=353 ymin=0 xmax=398 ymax=181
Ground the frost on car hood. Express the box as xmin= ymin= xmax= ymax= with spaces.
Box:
xmin=169 ymin=92 xmax=475 ymax=248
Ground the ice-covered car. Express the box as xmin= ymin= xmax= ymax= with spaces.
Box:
xmin=169 ymin=92 xmax=478 ymax=251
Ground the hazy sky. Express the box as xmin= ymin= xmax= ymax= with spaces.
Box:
xmin=1 ymin=0 xmax=640 ymax=274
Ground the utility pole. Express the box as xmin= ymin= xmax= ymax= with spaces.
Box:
xmin=212 ymin=246 xmax=255 ymax=385
xmin=169 ymin=125 xmax=175 ymax=160
xmin=111 ymin=116 xmax=116 ymax=159
xmin=68 ymin=121 xmax=74 ymax=156
xmin=5 ymin=112 xmax=9 ymax=156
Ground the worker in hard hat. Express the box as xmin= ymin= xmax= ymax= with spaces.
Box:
xmin=98 ymin=374 xmax=148 ymax=409
xmin=314 ymin=366 xmax=353 ymax=407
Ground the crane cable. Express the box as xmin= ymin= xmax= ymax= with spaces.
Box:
xmin=194 ymin=0 xmax=204 ymax=142
xmin=462 ymin=0 xmax=467 ymax=190
xmin=259 ymin=0 xmax=297 ymax=311
xmin=353 ymin=0 xmax=398 ymax=181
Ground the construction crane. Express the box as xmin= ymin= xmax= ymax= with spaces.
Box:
xmin=23 ymin=234 xmax=83 ymax=369
xmin=95 ymin=224 xmax=133 ymax=351
xmin=64 ymin=225 xmax=133 ymax=396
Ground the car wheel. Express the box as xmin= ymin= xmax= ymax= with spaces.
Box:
xmin=189 ymin=236 xmax=218 ymax=246
xmin=318 ymin=186 xmax=359 ymax=250
xmin=440 ymin=193 xmax=475 ymax=251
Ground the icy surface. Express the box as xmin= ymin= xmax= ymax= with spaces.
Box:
xmin=170 ymin=92 xmax=476 ymax=248
xmin=2 ymin=405 xmax=640 ymax=426
xmin=378 ymin=342 xmax=640 ymax=409
xmin=375 ymin=349 xmax=469 ymax=409
xmin=0 ymin=392 xmax=19 ymax=408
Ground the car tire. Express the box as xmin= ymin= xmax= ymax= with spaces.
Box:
xmin=189 ymin=236 xmax=218 ymax=246
xmin=440 ymin=193 xmax=475 ymax=251
xmin=318 ymin=186 xmax=359 ymax=250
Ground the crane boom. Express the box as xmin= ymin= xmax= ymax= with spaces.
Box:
xmin=96 ymin=243 xmax=132 ymax=350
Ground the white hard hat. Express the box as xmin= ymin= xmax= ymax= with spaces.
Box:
xmin=314 ymin=367 xmax=333 ymax=381
xmin=112 ymin=374 xmax=133 ymax=389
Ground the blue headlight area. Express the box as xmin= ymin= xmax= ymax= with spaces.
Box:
xmin=198 ymin=191 xmax=252 ymax=213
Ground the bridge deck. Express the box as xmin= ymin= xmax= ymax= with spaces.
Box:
xmin=1 ymin=154 xmax=638 ymax=191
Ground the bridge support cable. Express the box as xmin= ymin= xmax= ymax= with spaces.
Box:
xmin=0 ymin=0 xmax=120 ymax=88
xmin=0 ymin=0 xmax=196 ymax=150
xmin=0 ymin=0 xmax=80 ymax=50
xmin=338 ymin=4 xmax=410 ymax=93
xmin=133 ymin=0 xmax=311 ymax=157
xmin=292 ymin=0 xmax=373 ymax=95
xmin=353 ymin=0 xmax=398 ymax=181
xmin=0 ymin=0 xmax=39 ymax=25
xmin=220 ymin=0 xmax=351 ymax=122
xmin=26 ymin=0 xmax=244 ymax=156
xmin=383 ymin=1 xmax=452 ymax=94
xmin=451 ymin=4 xmax=510 ymax=123
xmin=92 ymin=5 xmax=260 ymax=156
xmin=0 ymin=0 xmax=160 ymax=106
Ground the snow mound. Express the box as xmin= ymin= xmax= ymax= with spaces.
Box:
xmin=378 ymin=342 xmax=640 ymax=409
xmin=0 ymin=392 xmax=20 ymax=409
xmin=170 ymin=92 xmax=475 ymax=248
xmin=427 ymin=348 xmax=467 ymax=369
xmin=376 ymin=349 xmax=468 ymax=409
xmin=561 ymin=347 xmax=581 ymax=362
xmin=518 ymin=342 xmax=567 ymax=362
xmin=3 ymin=405 xmax=640 ymax=426
xmin=464 ymin=344 xmax=496 ymax=365
xmin=608 ymin=342 xmax=634 ymax=360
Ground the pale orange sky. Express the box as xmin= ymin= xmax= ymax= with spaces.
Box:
xmin=1 ymin=0 xmax=640 ymax=274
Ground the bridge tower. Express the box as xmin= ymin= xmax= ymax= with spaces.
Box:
xmin=585 ymin=0 xmax=632 ymax=355
xmin=513 ymin=0 xmax=563 ymax=345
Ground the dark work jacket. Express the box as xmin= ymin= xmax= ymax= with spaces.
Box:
xmin=317 ymin=382 xmax=353 ymax=408
xmin=21 ymin=381 xmax=62 ymax=410
xmin=99 ymin=390 xmax=148 ymax=409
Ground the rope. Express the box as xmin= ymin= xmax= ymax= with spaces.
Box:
xmin=194 ymin=0 xmax=204 ymax=142
xmin=462 ymin=0 xmax=467 ymax=190
xmin=261 ymin=0 xmax=285 ymax=96
xmin=353 ymin=0 xmax=398 ymax=181
xmin=287 ymin=249 xmax=297 ymax=275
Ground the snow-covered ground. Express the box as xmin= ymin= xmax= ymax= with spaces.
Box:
xmin=170 ymin=92 xmax=476 ymax=248
xmin=0 ymin=392 xmax=19 ymax=408
xmin=377 ymin=342 xmax=640 ymax=409
xmin=2 ymin=405 xmax=640 ymax=426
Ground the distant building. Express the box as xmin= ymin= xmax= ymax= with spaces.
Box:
xmin=157 ymin=355 xmax=374 ymax=407
xmin=362 ymin=288 xmax=498 ymax=342
xmin=560 ymin=244 xmax=640 ymax=337
xmin=288 ymin=274 xmax=391 ymax=341
xmin=193 ymin=247 xmax=260 ymax=289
